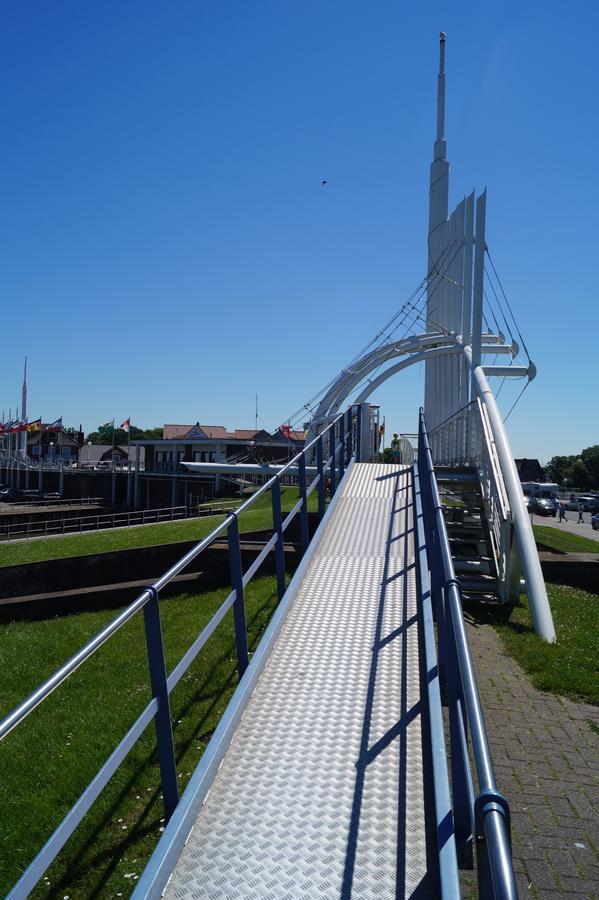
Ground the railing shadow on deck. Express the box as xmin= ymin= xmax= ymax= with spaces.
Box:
xmin=341 ymin=466 xmax=438 ymax=899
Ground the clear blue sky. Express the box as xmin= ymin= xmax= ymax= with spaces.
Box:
xmin=1 ymin=1 xmax=596 ymax=460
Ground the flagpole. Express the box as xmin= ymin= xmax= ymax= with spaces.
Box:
xmin=127 ymin=417 xmax=131 ymax=509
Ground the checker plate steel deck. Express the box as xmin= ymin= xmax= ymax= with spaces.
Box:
xmin=164 ymin=464 xmax=436 ymax=899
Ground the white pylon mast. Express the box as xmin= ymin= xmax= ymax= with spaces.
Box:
xmin=424 ymin=33 xmax=450 ymax=429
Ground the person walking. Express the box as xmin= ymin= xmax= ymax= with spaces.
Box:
xmin=391 ymin=433 xmax=401 ymax=464
xmin=558 ymin=502 xmax=566 ymax=523
xmin=577 ymin=502 xmax=585 ymax=525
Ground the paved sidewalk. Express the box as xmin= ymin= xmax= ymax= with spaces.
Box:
xmin=460 ymin=617 xmax=599 ymax=899
xmin=532 ymin=516 xmax=599 ymax=542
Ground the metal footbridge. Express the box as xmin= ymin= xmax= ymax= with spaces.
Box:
xmin=149 ymin=462 xmax=430 ymax=897
xmin=1 ymin=34 xmax=555 ymax=898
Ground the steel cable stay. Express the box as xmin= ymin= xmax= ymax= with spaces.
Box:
xmin=485 ymin=248 xmax=532 ymax=361
xmin=321 ymin=242 xmax=469 ymax=412
xmin=282 ymin=241 xmax=459 ymax=430
xmin=280 ymin=240 xmax=463 ymax=431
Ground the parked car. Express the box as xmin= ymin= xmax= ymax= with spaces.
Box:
xmin=566 ymin=495 xmax=599 ymax=512
xmin=591 ymin=513 xmax=599 ymax=531
xmin=21 ymin=490 xmax=44 ymax=503
xmin=0 ymin=488 xmax=25 ymax=503
xmin=529 ymin=497 xmax=558 ymax=517
xmin=43 ymin=492 xmax=62 ymax=501
xmin=94 ymin=461 xmax=112 ymax=471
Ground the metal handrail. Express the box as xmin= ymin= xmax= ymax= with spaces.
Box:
xmin=417 ymin=408 xmax=517 ymax=900
xmin=0 ymin=504 xmax=207 ymax=542
xmin=0 ymin=405 xmax=358 ymax=897
xmin=428 ymin=399 xmax=515 ymax=602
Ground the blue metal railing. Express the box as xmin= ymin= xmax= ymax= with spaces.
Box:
xmin=0 ymin=407 xmax=358 ymax=898
xmin=417 ymin=408 xmax=517 ymax=900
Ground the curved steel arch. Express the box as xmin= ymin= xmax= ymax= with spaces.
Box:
xmin=306 ymin=331 xmax=513 ymax=440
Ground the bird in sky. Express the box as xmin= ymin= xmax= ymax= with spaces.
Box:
xmin=321 ymin=179 xmax=327 ymax=187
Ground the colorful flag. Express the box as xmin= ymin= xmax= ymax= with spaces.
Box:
xmin=101 ymin=419 xmax=115 ymax=430
xmin=280 ymin=423 xmax=292 ymax=439
xmin=27 ymin=418 xmax=42 ymax=432
xmin=119 ymin=417 xmax=130 ymax=433
xmin=44 ymin=418 xmax=63 ymax=432
xmin=9 ymin=420 xmax=26 ymax=433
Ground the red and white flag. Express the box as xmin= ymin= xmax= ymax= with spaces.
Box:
xmin=119 ymin=418 xmax=130 ymax=433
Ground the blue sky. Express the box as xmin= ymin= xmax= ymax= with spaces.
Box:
xmin=1 ymin=1 xmax=597 ymax=460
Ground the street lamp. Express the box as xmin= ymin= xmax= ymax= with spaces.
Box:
xmin=50 ymin=441 xmax=54 ymax=466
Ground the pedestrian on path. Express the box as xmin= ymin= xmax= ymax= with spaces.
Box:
xmin=558 ymin=502 xmax=566 ymax=522
xmin=577 ymin=502 xmax=585 ymax=524
xmin=391 ymin=433 xmax=401 ymax=464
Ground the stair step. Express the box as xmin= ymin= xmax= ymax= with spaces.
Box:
xmin=446 ymin=522 xmax=487 ymax=536
xmin=454 ymin=558 xmax=493 ymax=575
xmin=449 ymin=539 xmax=489 ymax=556
xmin=437 ymin=473 xmax=479 ymax=484
xmin=457 ymin=573 xmax=499 ymax=593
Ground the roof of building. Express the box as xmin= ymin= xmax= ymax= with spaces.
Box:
xmin=150 ymin=423 xmax=306 ymax=446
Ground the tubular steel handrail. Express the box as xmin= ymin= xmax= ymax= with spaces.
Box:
xmin=0 ymin=406 xmax=358 ymax=898
xmin=417 ymin=408 xmax=517 ymax=900
xmin=0 ymin=504 xmax=212 ymax=542
xmin=428 ymin=399 xmax=515 ymax=602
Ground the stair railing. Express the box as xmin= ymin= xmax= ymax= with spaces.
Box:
xmin=418 ymin=408 xmax=518 ymax=900
xmin=428 ymin=400 xmax=515 ymax=602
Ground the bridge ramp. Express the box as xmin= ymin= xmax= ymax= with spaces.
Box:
xmin=164 ymin=464 xmax=436 ymax=898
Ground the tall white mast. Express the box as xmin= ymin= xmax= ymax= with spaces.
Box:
xmin=424 ymin=33 xmax=450 ymax=429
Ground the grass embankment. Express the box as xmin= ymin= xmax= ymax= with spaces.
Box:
xmin=0 ymin=577 xmax=283 ymax=897
xmin=490 ymin=583 xmax=599 ymax=706
xmin=0 ymin=486 xmax=318 ymax=569
xmin=532 ymin=524 xmax=599 ymax=554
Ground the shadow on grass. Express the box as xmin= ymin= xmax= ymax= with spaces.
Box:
xmin=45 ymin=589 xmax=279 ymax=898
xmin=460 ymin=597 xmax=535 ymax=637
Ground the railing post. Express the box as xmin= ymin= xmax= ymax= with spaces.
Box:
xmin=228 ymin=515 xmax=249 ymax=679
xmin=329 ymin=423 xmax=337 ymax=495
xmin=356 ymin=407 xmax=362 ymax=462
xmin=271 ymin=480 xmax=286 ymax=601
xmin=142 ymin=586 xmax=179 ymax=820
xmin=338 ymin=415 xmax=346 ymax=481
xmin=316 ymin=436 xmax=325 ymax=521
xmin=297 ymin=454 xmax=309 ymax=552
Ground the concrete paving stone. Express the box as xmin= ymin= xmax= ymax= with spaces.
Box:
xmin=535 ymin=892 xmax=570 ymax=900
xmin=545 ymin=852 xmax=586 ymax=879
xmin=526 ymin=804 xmax=559 ymax=828
xmin=525 ymin=858 xmax=562 ymax=890
xmin=558 ymin=876 xmax=599 ymax=895
xmin=514 ymin=871 xmax=534 ymax=894
xmin=548 ymin=796 xmax=578 ymax=817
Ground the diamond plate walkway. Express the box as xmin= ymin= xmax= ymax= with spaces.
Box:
xmin=160 ymin=464 xmax=438 ymax=898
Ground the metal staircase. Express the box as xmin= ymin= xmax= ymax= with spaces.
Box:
xmin=436 ymin=466 xmax=501 ymax=600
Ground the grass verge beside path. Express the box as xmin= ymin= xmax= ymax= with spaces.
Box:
xmin=485 ymin=582 xmax=599 ymax=706
xmin=532 ymin=524 xmax=599 ymax=554
xmin=0 ymin=486 xmax=318 ymax=569
xmin=0 ymin=577 xmax=283 ymax=897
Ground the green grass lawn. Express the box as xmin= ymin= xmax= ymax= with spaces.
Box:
xmin=0 ymin=576 xmax=283 ymax=897
xmin=0 ymin=486 xmax=319 ymax=569
xmin=492 ymin=583 xmax=599 ymax=705
xmin=532 ymin=524 xmax=599 ymax=554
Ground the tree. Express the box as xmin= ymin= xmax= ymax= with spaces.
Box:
xmin=580 ymin=445 xmax=599 ymax=489
xmin=86 ymin=424 xmax=163 ymax=444
xmin=545 ymin=455 xmax=576 ymax=484
xmin=565 ymin=459 xmax=592 ymax=491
